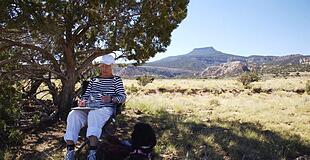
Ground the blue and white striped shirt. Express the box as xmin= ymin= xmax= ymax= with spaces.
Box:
xmin=82 ymin=76 xmax=126 ymax=108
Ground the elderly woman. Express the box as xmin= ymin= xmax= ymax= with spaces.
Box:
xmin=64 ymin=55 xmax=126 ymax=160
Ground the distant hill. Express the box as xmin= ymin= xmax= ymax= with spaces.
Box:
xmin=115 ymin=47 xmax=310 ymax=78
xmin=115 ymin=66 xmax=196 ymax=78
xmin=201 ymin=61 xmax=250 ymax=77
xmin=145 ymin=47 xmax=245 ymax=71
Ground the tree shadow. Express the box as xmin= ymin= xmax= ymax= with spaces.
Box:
xmin=116 ymin=109 xmax=310 ymax=160
xmin=10 ymin=121 xmax=66 ymax=160
xmin=8 ymin=109 xmax=310 ymax=160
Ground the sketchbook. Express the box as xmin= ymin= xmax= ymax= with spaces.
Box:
xmin=71 ymin=107 xmax=98 ymax=110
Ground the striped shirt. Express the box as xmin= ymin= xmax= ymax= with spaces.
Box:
xmin=82 ymin=76 xmax=126 ymax=108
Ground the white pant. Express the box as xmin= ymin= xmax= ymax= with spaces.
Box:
xmin=64 ymin=107 xmax=114 ymax=144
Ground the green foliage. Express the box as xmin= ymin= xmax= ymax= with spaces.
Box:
xmin=0 ymin=79 xmax=23 ymax=151
xmin=0 ymin=0 xmax=189 ymax=116
xmin=126 ymin=84 xmax=139 ymax=95
xmin=31 ymin=114 xmax=41 ymax=125
xmin=7 ymin=129 xmax=23 ymax=145
xmin=136 ymin=75 xmax=155 ymax=86
xmin=306 ymin=80 xmax=310 ymax=95
xmin=0 ymin=49 xmax=23 ymax=80
xmin=260 ymin=64 xmax=310 ymax=74
xmin=0 ymin=52 xmax=23 ymax=154
xmin=238 ymin=72 xmax=260 ymax=86
xmin=1 ymin=0 xmax=189 ymax=64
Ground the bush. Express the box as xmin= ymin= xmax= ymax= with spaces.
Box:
xmin=126 ymin=84 xmax=139 ymax=95
xmin=306 ymin=80 xmax=310 ymax=95
xmin=209 ymin=99 xmax=220 ymax=108
xmin=136 ymin=75 xmax=154 ymax=86
xmin=238 ymin=72 xmax=260 ymax=86
xmin=0 ymin=79 xmax=23 ymax=152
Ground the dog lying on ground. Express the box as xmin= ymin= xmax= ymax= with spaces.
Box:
xmin=97 ymin=122 xmax=156 ymax=160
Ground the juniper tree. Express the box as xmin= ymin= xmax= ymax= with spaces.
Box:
xmin=0 ymin=0 xmax=189 ymax=118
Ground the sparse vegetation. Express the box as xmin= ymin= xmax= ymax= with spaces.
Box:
xmin=306 ymin=80 xmax=310 ymax=95
xmin=9 ymin=76 xmax=310 ymax=159
xmin=136 ymin=75 xmax=155 ymax=86
xmin=260 ymin=64 xmax=310 ymax=74
xmin=123 ymin=94 xmax=310 ymax=159
xmin=122 ymin=77 xmax=310 ymax=159
xmin=239 ymin=72 xmax=260 ymax=86
xmin=126 ymin=84 xmax=139 ymax=95
xmin=0 ymin=79 xmax=23 ymax=157
xmin=209 ymin=98 xmax=220 ymax=107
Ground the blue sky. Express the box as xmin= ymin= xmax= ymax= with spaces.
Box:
xmin=148 ymin=0 xmax=310 ymax=61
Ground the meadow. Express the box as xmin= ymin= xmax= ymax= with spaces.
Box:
xmin=9 ymin=75 xmax=310 ymax=160
xmin=120 ymin=76 xmax=310 ymax=159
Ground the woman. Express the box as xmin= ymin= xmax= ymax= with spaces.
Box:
xmin=64 ymin=54 xmax=126 ymax=160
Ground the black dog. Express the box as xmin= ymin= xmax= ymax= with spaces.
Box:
xmin=98 ymin=122 xmax=156 ymax=160
xmin=128 ymin=122 xmax=156 ymax=160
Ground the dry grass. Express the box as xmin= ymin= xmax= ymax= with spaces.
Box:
xmin=122 ymin=76 xmax=310 ymax=159
xmin=252 ymin=76 xmax=308 ymax=91
xmin=25 ymin=75 xmax=310 ymax=159
xmin=125 ymin=78 xmax=242 ymax=91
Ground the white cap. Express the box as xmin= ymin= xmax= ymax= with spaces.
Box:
xmin=93 ymin=55 xmax=115 ymax=65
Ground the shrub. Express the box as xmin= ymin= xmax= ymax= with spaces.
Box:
xmin=0 ymin=49 xmax=23 ymax=157
xmin=136 ymin=75 xmax=154 ymax=86
xmin=306 ymin=80 xmax=310 ymax=95
xmin=209 ymin=99 xmax=220 ymax=108
xmin=32 ymin=114 xmax=41 ymax=125
xmin=252 ymin=87 xmax=262 ymax=93
xmin=238 ymin=72 xmax=260 ymax=86
xmin=0 ymin=79 xmax=23 ymax=151
xmin=126 ymin=84 xmax=139 ymax=95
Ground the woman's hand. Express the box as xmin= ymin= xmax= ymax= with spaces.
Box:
xmin=101 ymin=95 xmax=112 ymax=103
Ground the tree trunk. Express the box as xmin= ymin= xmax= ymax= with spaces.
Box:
xmin=57 ymin=38 xmax=78 ymax=120
xmin=58 ymin=69 xmax=77 ymax=120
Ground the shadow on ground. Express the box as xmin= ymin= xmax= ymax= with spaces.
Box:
xmin=8 ymin=121 xmax=66 ymax=160
xmin=115 ymin=109 xmax=310 ymax=160
xmin=8 ymin=109 xmax=310 ymax=160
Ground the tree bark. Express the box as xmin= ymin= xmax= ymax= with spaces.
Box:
xmin=58 ymin=69 xmax=77 ymax=120
xmin=58 ymin=39 xmax=77 ymax=120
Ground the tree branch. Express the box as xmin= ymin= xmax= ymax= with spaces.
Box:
xmin=23 ymin=59 xmax=66 ymax=80
xmin=0 ymin=38 xmax=62 ymax=73
xmin=115 ymin=54 xmax=128 ymax=60
xmin=73 ymin=23 xmax=91 ymax=39
xmin=41 ymin=78 xmax=59 ymax=100
xmin=0 ymin=28 xmax=27 ymax=34
xmin=74 ymin=25 xmax=90 ymax=43
xmin=0 ymin=52 xmax=24 ymax=67
xmin=0 ymin=44 xmax=14 ymax=52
